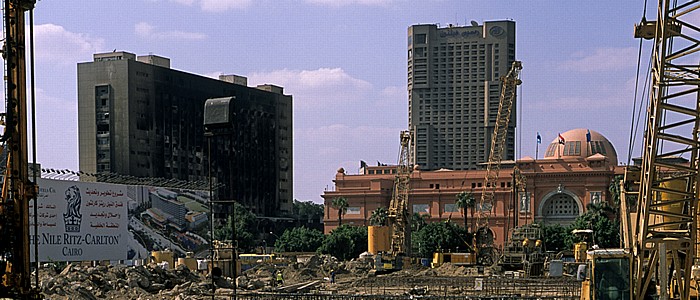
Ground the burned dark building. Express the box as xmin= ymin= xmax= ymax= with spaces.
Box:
xmin=78 ymin=51 xmax=292 ymax=216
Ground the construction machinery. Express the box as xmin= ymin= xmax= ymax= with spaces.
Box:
xmin=580 ymin=1 xmax=700 ymax=299
xmin=475 ymin=61 xmax=522 ymax=265
xmin=374 ymin=130 xmax=412 ymax=273
xmin=431 ymin=251 xmax=476 ymax=268
xmin=0 ymin=0 xmax=41 ymax=299
xmin=579 ymin=249 xmax=633 ymax=300
xmin=498 ymin=223 xmax=546 ymax=276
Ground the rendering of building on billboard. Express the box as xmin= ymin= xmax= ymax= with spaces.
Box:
xmin=30 ymin=178 xmax=210 ymax=262
xmin=30 ymin=179 xmax=128 ymax=262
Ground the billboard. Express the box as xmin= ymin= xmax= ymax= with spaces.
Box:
xmin=29 ymin=178 xmax=210 ymax=262
xmin=30 ymin=178 xmax=128 ymax=262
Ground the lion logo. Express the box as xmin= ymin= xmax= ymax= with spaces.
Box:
xmin=63 ymin=185 xmax=82 ymax=232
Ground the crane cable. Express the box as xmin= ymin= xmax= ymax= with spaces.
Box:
xmin=29 ymin=7 xmax=39 ymax=289
xmin=627 ymin=0 xmax=653 ymax=166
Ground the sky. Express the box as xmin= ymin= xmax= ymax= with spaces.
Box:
xmin=23 ymin=1 xmax=658 ymax=203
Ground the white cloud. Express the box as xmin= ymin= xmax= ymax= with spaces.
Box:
xmin=149 ymin=0 xmax=250 ymax=11
xmin=294 ymin=123 xmax=403 ymax=201
xmin=377 ymin=85 xmax=406 ymax=107
xmin=305 ymin=0 xmax=393 ymax=6
xmin=247 ymin=68 xmax=372 ymax=107
xmin=34 ymin=24 xmax=105 ymax=65
xmin=559 ymin=47 xmax=637 ymax=72
xmin=30 ymin=88 xmax=78 ymax=170
xmin=202 ymin=71 xmax=224 ymax=79
xmin=134 ymin=22 xmax=207 ymax=41
xmin=200 ymin=0 xmax=251 ymax=12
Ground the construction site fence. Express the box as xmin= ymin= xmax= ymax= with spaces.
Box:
xmin=235 ymin=293 xmax=578 ymax=300
xmin=349 ymin=276 xmax=580 ymax=298
xmin=233 ymin=276 xmax=580 ymax=300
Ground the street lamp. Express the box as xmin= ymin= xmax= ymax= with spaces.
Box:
xmin=204 ymin=96 xmax=236 ymax=300
xmin=268 ymin=232 xmax=280 ymax=253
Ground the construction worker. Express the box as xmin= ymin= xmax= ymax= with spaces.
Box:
xmin=276 ymin=270 xmax=284 ymax=286
xmin=330 ymin=269 xmax=336 ymax=284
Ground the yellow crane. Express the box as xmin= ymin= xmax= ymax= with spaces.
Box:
xmin=375 ymin=130 xmax=412 ymax=273
xmin=0 ymin=0 xmax=41 ymax=299
xmin=631 ymin=1 xmax=700 ymax=299
xmin=475 ymin=61 xmax=522 ymax=265
xmin=581 ymin=1 xmax=700 ymax=299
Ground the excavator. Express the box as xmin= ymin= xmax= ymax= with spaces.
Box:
xmin=374 ymin=130 xmax=412 ymax=273
xmin=0 ymin=0 xmax=42 ymax=299
xmin=580 ymin=0 xmax=700 ymax=299
xmin=475 ymin=60 xmax=522 ymax=265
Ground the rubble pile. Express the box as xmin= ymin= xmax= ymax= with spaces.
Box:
xmin=35 ymin=254 xmax=454 ymax=298
xmin=237 ymin=253 xmax=353 ymax=290
xmin=411 ymin=262 xmax=483 ymax=277
xmin=39 ymin=263 xmax=212 ymax=300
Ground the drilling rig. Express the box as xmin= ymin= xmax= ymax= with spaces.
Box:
xmin=475 ymin=61 xmax=522 ymax=266
xmin=630 ymin=1 xmax=700 ymax=298
xmin=580 ymin=1 xmax=700 ymax=299
xmin=0 ymin=0 xmax=40 ymax=299
xmin=374 ymin=130 xmax=412 ymax=273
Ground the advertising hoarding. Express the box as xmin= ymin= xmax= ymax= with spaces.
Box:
xmin=30 ymin=178 xmax=128 ymax=262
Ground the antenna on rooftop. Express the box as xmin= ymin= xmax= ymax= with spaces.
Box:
xmin=471 ymin=20 xmax=479 ymax=26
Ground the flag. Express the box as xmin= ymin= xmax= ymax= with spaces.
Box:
xmin=360 ymin=160 xmax=367 ymax=168
xmin=586 ymin=129 xmax=591 ymax=143
xmin=536 ymin=132 xmax=542 ymax=144
xmin=558 ymin=133 xmax=565 ymax=145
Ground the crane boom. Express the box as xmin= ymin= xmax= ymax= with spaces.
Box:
xmin=388 ymin=130 xmax=412 ymax=257
xmin=0 ymin=0 xmax=39 ymax=298
xmin=475 ymin=61 xmax=522 ymax=264
xmin=632 ymin=1 xmax=700 ymax=298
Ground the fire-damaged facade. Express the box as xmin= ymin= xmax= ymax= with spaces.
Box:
xmin=78 ymin=51 xmax=292 ymax=216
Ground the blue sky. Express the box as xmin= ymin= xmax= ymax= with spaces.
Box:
xmin=26 ymin=1 xmax=654 ymax=203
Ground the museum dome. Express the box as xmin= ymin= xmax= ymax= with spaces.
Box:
xmin=542 ymin=128 xmax=617 ymax=163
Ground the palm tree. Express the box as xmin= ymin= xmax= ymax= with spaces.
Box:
xmin=369 ymin=207 xmax=388 ymax=226
xmin=331 ymin=197 xmax=349 ymax=226
xmin=586 ymin=202 xmax=615 ymax=220
xmin=455 ymin=191 xmax=476 ymax=231
xmin=411 ymin=212 xmax=429 ymax=231
xmin=608 ymin=175 xmax=623 ymax=207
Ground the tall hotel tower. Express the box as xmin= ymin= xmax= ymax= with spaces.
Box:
xmin=408 ymin=21 xmax=516 ymax=170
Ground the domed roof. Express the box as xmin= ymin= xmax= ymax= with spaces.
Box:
xmin=543 ymin=128 xmax=617 ymax=162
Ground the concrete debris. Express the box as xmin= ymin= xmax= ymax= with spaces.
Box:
xmin=38 ymin=254 xmax=549 ymax=299
xmin=39 ymin=263 xmax=210 ymax=300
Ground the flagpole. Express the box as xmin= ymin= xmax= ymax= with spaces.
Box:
xmin=536 ymin=132 xmax=541 ymax=160
xmin=586 ymin=129 xmax=591 ymax=156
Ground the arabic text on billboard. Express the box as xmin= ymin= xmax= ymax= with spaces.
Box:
xmin=30 ymin=179 xmax=128 ymax=262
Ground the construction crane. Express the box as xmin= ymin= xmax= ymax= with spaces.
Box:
xmin=375 ymin=130 xmax=412 ymax=273
xmin=580 ymin=1 xmax=700 ymax=299
xmin=475 ymin=61 xmax=522 ymax=265
xmin=631 ymin=1 xmax=700 ymax=298
xmin=0 ymin=0 xmax=40 ymax=299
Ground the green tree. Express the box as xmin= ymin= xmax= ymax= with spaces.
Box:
xmin=318 ymin=225 xmax=368 ymax=261
xmin=608 ymin=175 xmax=623 ymax=208
xmin=369 ymin=207 xmax=388 ymax=226
xmin=331 ymin=197 xmax=349 ymax=226
xmin=539 ymin=223 xmax=570 ymax=252
xmin=412 ymin=221 xmax=471 ymax=258
xmin=292 ymin=199 xmax=324 ymax=223
xmin=410 ymin=212 xmax=428 ymax=232
xmin=213 ymin=202 xmax=257 ymax=251
xmin=274 ymin=227 xmax=324 ymax=252
xmin=455 ymin=191 xmax=476 ymax=231
xmin=568 ymin=202 xmax=620 ymax=248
